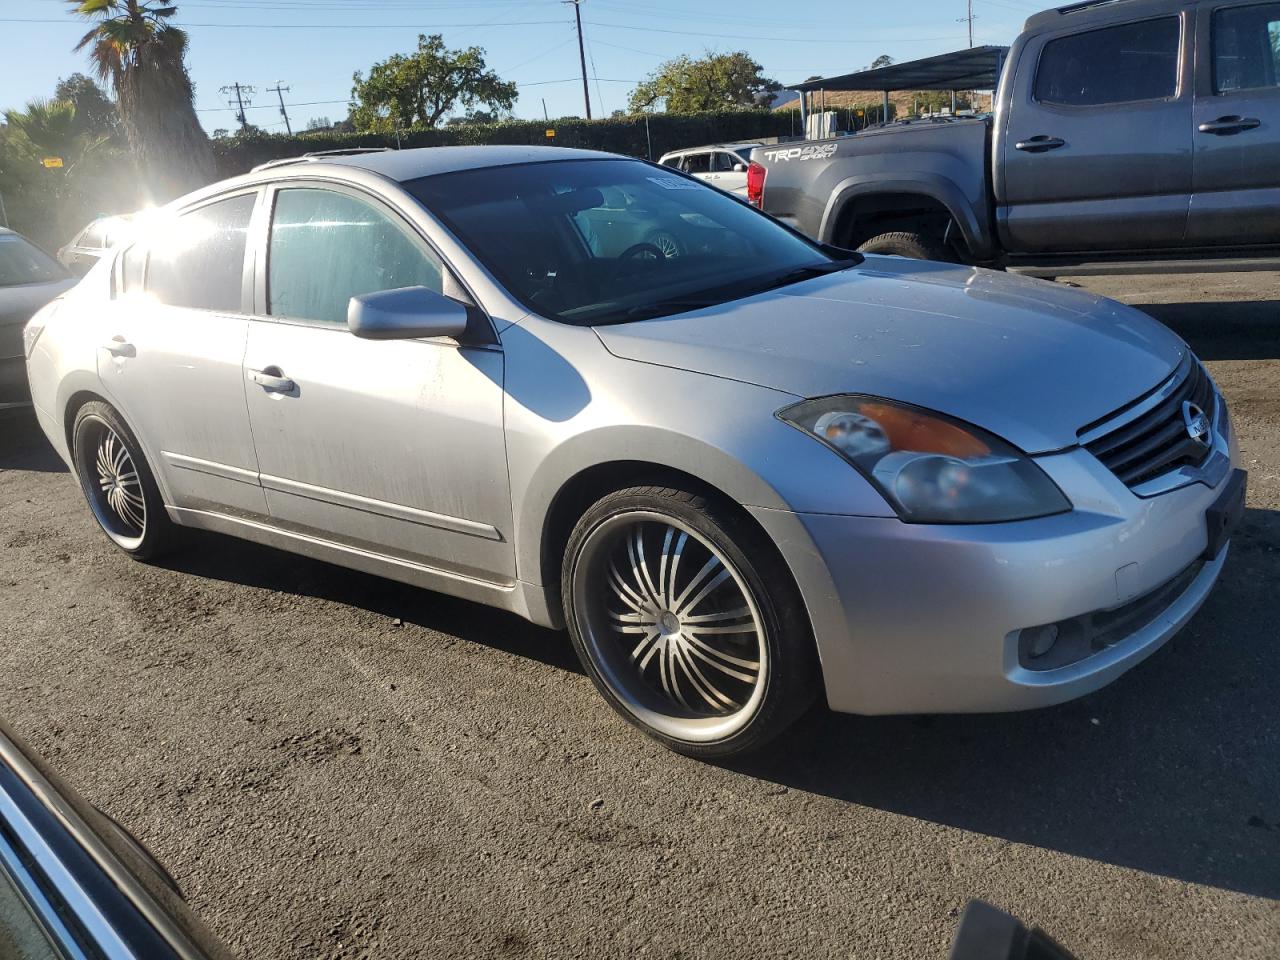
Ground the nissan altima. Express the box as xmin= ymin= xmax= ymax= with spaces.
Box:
xmin=23 ymin=146 xmax=1244 ymax=758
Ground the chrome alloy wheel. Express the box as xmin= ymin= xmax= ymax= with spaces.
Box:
xmin=77 ymin=417 xmax=146 ymax=549
xmin=572 ymin=511 xmax=767 ymax=742
xmin=648 ymin=231 xmax=682 ymax=259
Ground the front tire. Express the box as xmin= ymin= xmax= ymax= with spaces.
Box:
xmin=562 ymin=485 xmax=817 ymax=759
xmin=72 ymin=401 xmax=177 ymax=560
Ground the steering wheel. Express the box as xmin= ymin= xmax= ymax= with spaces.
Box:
xmin=609 ymin=242 xmax=668 ymax=281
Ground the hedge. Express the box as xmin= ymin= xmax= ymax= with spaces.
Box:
xmin=212 ymin=109 xmax=800 ymax=177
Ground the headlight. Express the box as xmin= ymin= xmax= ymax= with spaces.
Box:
xmin=778 ymin=396 xmax=1070 ymax=523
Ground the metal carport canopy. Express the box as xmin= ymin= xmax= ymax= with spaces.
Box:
xmin=787 ymin=45 xmax=1009 ymax=93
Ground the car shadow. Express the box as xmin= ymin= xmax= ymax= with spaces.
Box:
xmin=730 ymin=505 xmax=1280 ymax=900
xmin=155 ymin=526 xmax=582 ymax=676
xmin=157 ymin=500 xmax=1280 ymax=900
xmin=1131 ymin=300 xmax=1280 ymax=361
xmin=0 ymin=409 xmax=68 ymax=474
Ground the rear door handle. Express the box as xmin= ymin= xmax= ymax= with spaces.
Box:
xmin=247 ymin=367 xmax=295 ymax=393
xmin=103 ymin=337 xmax=135 ymax=358
xmin=1198 ymin=115 xmax=1261 ymax=135
xmin=1014 ymin=135 xmax=1066 ymax=153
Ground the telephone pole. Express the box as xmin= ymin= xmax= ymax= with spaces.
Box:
xmin=267 ymin=82 xmax=292 ymax=136
xmin=219 ymin=83 xmax=256 ymax=133
xmin=563 ymin=0 xmax=591 ymax=119
xmin=958 ymin=0 xmax=976 ymax=47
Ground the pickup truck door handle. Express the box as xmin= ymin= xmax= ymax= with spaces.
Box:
xmin=1014 ymin=135 xmax=1066 ymax=153
xmin=247 ymin=366 xmax=296 ymax=393
xmin=1198 ymin=115 xmax=1261 ymax=136
xmin=103 ymin=336 xmax=135 ymax=358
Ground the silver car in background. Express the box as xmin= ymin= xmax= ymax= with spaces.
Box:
xmin=23 ymin=146 xmax=1244 ymax=758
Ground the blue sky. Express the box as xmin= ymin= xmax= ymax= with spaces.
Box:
xmin=3 ymin=0 xmax=1043 ymax=132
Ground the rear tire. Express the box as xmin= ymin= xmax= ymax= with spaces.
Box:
xmin=857 ymin=230 xmax=952 ymax=262
xmin=562 ymin=485 xmax=818 ymax=759
xmin=71 ymin=401 xmax=178 ymax=561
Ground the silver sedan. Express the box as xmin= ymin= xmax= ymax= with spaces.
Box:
xmin=23 ymin=146 xmax=1244 ymax=758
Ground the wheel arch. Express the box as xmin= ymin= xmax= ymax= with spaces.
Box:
xmin=820 ymin=177 xmax=989 ymax=261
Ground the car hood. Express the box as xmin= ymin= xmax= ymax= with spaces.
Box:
xmin=594 ymin=258 xmax=1185 ymax=454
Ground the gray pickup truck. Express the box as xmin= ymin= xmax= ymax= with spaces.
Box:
xmin=750 ymin=0 xmax=1280 ymax=275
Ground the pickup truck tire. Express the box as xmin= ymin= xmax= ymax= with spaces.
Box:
xmin=857 ymin=230 xmax=953 ymax=262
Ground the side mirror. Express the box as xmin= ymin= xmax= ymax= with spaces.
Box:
xmin=733 ymin=162 xmax=747 ymax=172
xmin=347 ymin=286 xmax=469 ymax=341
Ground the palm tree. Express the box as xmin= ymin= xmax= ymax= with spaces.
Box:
xmin=68 ymin=0 xmax=214 ymax=201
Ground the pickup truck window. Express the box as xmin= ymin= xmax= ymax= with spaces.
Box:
xmin=1034 ymin=17 xmax=1180 ymax=106
xmin=1213 ymin=3 xmax=1280 ymax=92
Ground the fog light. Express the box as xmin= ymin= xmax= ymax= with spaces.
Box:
xmin=1024 ymin=624 xmax=1059 ymax=659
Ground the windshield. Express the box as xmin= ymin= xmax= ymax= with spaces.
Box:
xmin=406 ymin=159 xmax=849 ymax=325
xmin=0 ymin=234 xmax=67 ymax=286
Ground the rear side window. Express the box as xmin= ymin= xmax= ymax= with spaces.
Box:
xmin=1213 ymin=3 xmax=1280 ymax=92
xmin=659 ymin=156 xmax=682 ymax=168
xmin=267 ymin=188 xmax=443 ymax=327
xmin=146 ymin=193 xmax=255 ymax=312
xmin=682 ymin=153 xmax=712 ymax=173
xmin=1034 ymin=17 xmax=1181 ymax=105
xmin=120 ymin=243 xmax=145 ymax=293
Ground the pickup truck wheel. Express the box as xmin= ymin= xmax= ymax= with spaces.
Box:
xmin=857 ymin=230 xmax=953 ymax=262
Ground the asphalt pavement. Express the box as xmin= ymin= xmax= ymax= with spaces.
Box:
xmin=1 ymin=272 xmax=1277 ymax=959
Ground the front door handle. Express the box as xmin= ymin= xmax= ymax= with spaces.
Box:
xmin=103 ymin=336 xmax=135 ymax=358
xmin=1198 ymin=115 xmax=1261 ymax=135
xmin=248 ymin=366 xmax=296 ymax=393
xmin=1014 ymin=135 xmax=1066 ymax=153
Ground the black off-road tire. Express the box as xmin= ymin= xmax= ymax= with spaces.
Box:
xmin=857 ymin=230 xmax=953 ymax=262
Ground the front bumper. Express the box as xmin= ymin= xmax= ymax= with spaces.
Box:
xmin=750 ymin=408 xmax=1239 ymax=716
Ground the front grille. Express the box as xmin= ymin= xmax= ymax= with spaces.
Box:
xmin=1080 ymin=358 xmax=1215 ymax=489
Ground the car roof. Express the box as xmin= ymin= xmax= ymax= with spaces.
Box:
xmin=258 ymin=144 xmax=622 ymax=182
xmin=661 ymin=143 xmax=762 ymax=156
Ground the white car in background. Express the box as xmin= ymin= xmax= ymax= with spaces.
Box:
xmin=657 ymin=143 xmax=760 ymax=197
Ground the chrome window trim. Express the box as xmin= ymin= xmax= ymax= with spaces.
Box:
xmin=0 ymin=729 xmax=206 ymax=960
xmin=0 ymin=829 xmax=91 ymax=960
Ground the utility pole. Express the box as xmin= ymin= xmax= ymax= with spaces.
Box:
xmin=958 ymin=0 xmax=976 ymax=47
xmin=267 ymin=82 xmax=292 ymax=136
xmin=219 ymin=83 xmax=256 ymax=133
xmin=563 ymin=0 xmax=591 ymax=119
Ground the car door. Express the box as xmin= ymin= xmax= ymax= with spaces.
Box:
xmin=1188 ymin=0 xmax=1280 ymax=244
xmin=1000 ymin=12 xmax=1194 ymax=252
xmin=96 ymin=191 xmax=267 ymax=518
xmin=704 ymin=151 xmax=748 ymax=195
xmin=241 ymin=182 xmax=514 ymax=582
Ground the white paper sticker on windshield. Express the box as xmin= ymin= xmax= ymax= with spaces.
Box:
xmin=647 ymin=176 xmax=700 ymax=190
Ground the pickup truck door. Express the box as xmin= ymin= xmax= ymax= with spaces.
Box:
xmin=999 ymin=13 xmax=1194 ymax=252
xmin=1188 ymin=1 xmax=1280 ymax=245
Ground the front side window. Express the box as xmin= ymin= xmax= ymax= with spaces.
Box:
xmin=710 ymin=152 xmax=739 ymax=172
xmin=268 ymin=188 xmax=443 ymax=326
xmin=0 ymin=234 xmax=67 ymax=286
xmin=80 ymin=222 xmax=107 ymax=249
xmin=406 ymin=159 xmax=844 ymax=326
xmin=1213 ymin=3 xmax=1280 ymax=92
xmin=1034 ymin=17 xmax=1181 ymax=105
xmin=120 ymin=243 xmax=145 ymax=293
xmin=146 ymin=194 xmax=255 ymax=312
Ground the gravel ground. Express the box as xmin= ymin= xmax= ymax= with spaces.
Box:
xmin=1 ymin=272 xmax=1278 ymax=960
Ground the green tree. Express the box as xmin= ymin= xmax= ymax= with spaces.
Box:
xmin=55 ymin=73 xmax=119 ymax=138
xmin=349 ymin=34 xmax=517 ymax=132
xmin=627 ymin=52 xmax=780 ymax=114
xmin=67 ymin=0 xmax=214 ymax=201
xmin=868 ymin=54 xmax=894 ymax=70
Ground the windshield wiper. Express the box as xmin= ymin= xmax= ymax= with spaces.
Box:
xmin=617 ymin=297 xmax=725 ymax=322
